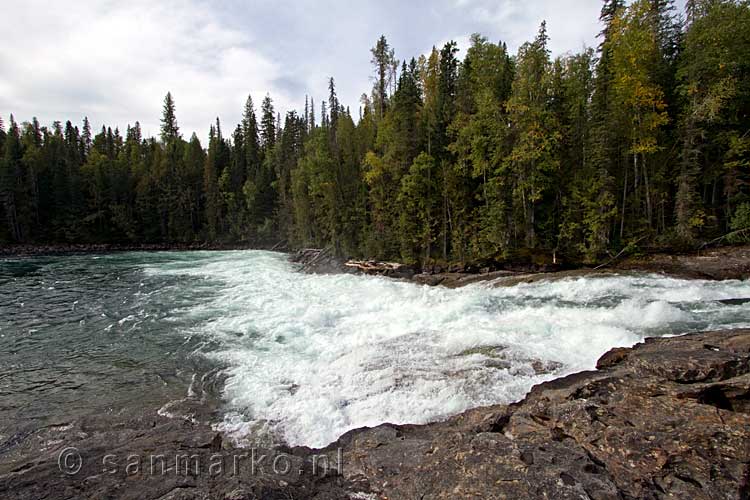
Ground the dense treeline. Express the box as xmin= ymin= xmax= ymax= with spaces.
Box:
xmin=1 ymin=0 xmax=749 ymax=264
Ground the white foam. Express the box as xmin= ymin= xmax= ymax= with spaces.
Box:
xmin=146 ymin=251 xmax=750 ymax=448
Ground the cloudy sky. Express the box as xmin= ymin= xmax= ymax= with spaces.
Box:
xmin=1 ymin=0 xmax=685 ymax=141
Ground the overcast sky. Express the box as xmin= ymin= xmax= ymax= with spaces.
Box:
xmin=0 ymin=0 xmax=685 ymax=142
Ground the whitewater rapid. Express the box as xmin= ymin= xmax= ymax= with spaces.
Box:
xmin=145 ymin=250 xmax=750 ymax=448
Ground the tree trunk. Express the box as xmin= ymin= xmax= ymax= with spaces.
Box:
xmin=633 ymin=152 xmax=639 ymax=216
xmin=643 ymin=154 xmax=653 ymax=227
xmin=620 ymin=163 xmax=628 ymax=239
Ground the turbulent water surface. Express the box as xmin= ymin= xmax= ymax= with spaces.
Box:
xmin=1 ymin=250 xmax=749 ymax=448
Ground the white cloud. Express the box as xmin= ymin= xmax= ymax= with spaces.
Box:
xmin=0 ymin=0 xmax=688 ymax=141
xmin=0 ymin=0 xmax=292 ymax=140
xmin=454 ymin=0 xmax=603 ymax=56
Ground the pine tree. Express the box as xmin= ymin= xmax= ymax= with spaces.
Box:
xmin=1 ymin=116 xmax=23 ymax=241
xmin=321 ymin=100 xmax=328 ymax=128
xmin=506 ymin=22 xmax=560 ymax=249
xmin=309 ymin=97 xmax=316 ymax=130
xmin=160 ymin=92 xmax=180 ymax=143
xmin=304 ymin=95 xmax=310 ymax=131
xmin=242 ymin=95 xmax=261 ymax=180
xmin=448 ymin=35 xmax=515 ymax=259
xmin=260 ymin=94 xmax=276 ymax=152
xmin=254 ymin=95 xmax=279 ymax=234
xmin=204 ymin=124 xmax=220 ymax=239
xmin=4 ymin=2 xmax=749 ymax=259
xmin=675 ymin=0 xmax=750 ymax=240
xmin=81 ymin=117 xmax=92 ymax=157
xmin=371 ymin=35 xmax=395 ymax=120
xmin=328 ymin=77 xmax=339 ymax=133
xmin=610 ymin=0 xmax=670 ymax=233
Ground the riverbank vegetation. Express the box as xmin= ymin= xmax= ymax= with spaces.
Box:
xmin=1 ymin=0 xmax=749 ymax=264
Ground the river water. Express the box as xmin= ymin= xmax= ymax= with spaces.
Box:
xmin=1 ymin=250 xmax=749 ymax=448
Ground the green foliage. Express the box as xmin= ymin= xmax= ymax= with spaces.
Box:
xmin=3 ymin=3 xmax=750 ymax=265
xmin=675 ymin=0 xmax=750 ymax=243
xmin=397 ymin=153 xmax=437 ymax=262
xmin=729 ymin=203 xmax=750 ymax=243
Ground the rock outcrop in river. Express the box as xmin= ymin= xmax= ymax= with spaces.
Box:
xmin=292 ymin=244 xmax=750 ymax=286
xmin=1 ymin=329 xmax=748 ymax=499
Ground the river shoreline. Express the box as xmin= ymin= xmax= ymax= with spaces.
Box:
xmin=1 ymin=245 xmax=748 ymax=498
xmin=1 ymin=329 xmax=748 ymax=499
xmin=0 ymin=242 xmax=267 ymax=257
xmin=3 ymin=242 xmax=749 ymax=283
xmin=293 ymin=244 xmax=750 ymax=285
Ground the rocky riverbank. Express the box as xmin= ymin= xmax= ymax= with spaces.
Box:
xmin=1 ymin=329 xmax=748 ymax=499
xmin=0 ymin=242 xmax=263 ymax=257
xmin=0 ymin=241 xmax=294 ymax=257
xmin=292 ymin=244 xmax=750 ymax=286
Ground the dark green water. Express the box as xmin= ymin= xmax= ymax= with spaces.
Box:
xmin=0 ymin=252 xmax=227 ymax=439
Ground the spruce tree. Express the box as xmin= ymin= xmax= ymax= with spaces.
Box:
xmin=328 ymin=77 xmax=339 ymax=133
xmin=1 ymin=116 xmax=22 ymax=241
xmin=160 ymin=92 xmax=180 ymax=143
xmin=260 ymin=94 xmax=276 ymax=152
xmin=371 ymin=35 xmax=395 ymax=120
xmin=81 ymin=117 xmax=92 ymax=157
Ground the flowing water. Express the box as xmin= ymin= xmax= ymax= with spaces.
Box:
xmin=1 ymin=250 xmax=749 ymax=448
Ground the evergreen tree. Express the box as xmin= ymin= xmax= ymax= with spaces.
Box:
xmin=328 ymin=77 xmax=339 ymax=133
xmin=309 ymin=97 xmax=316 ymax=130
xmin=160 ymin=92 xmax=180 ymax=143
xmin=3 ymin=2 xmax=749 ymax=262
xmin=506 ymin=22 xmax=560 ymax=249
xmin=675 ymin=0 xmax=750 ymax=241
xmin=81 ymin=116 xmax=92 ymax=157
xmin=371 ymin=35 xmax=395 ymax=120
xmin=1 ymin=116 xmax=23 ymax=241
xmin=610 ymin=0 xmax=670 ymax=233
xmin=203 ymin=124 xmax=220 ymax=239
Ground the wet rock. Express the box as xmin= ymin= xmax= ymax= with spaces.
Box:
xmin=344 ymin=260 xmax=416 ymax=279
xmin=291 ymin=248 xmax=353 ymax=275
xmin=2 ymin=330 xmax=749 ymax=499
xmin=719 ymin=298 xmax=750 ymax=306
xmin=412 ymin=273 xmax=446 ymax=286
xmin=293 ymin=245 xmax=750 ymax=288
xmin=615 ymin=245 xmax=750 ymax=280
xmin=321 ymin=329 xmax=750 ymax=499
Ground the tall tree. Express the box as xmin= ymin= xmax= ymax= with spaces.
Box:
xmin=505 ymin=22 xmax=560 ymax=249
xmin=1 ymin=116 xmax=23 ymax=241
xmin=610 ymin=0 xmax=670 ymax=233
xmin=371 ymin=35 xmax=396 ymax=120
xmin=160 ymin=92 xmax=180 ymax=143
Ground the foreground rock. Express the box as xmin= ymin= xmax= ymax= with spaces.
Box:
xmin=2 ymin=330 xmax=749 ymax=499
xmin=319 ymin=329 xmax=750 ymax=499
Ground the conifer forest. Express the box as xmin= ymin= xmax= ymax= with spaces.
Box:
xmin=2 ymin=0 xmax=749 ymax=265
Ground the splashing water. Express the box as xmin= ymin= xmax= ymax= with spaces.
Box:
xmin=145 ymin=251 xmax=750 ymax=448
xmin=1 ymin=250 xmax=748 ymax=449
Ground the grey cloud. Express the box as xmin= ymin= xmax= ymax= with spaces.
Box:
xmin=1 ymin=0 xmax=686 ymax=141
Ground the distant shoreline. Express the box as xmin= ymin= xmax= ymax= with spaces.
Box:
xmin=3 ymin=242 xmax=749 ymax=283
xmin=0 ymin=242 xmax=280 ymax=257
xmin=293 ymin=244 xmax=750 ymax=284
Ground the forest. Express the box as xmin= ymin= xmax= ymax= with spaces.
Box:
xmin=1 ymin=0 xmax=749 ymax=265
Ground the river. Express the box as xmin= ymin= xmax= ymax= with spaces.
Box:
xmin=1 ymin=250 xmax=749 ymax=448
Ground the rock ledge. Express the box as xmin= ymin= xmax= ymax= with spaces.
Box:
xmin=1 ymin=330 xmax=749 ymax=499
